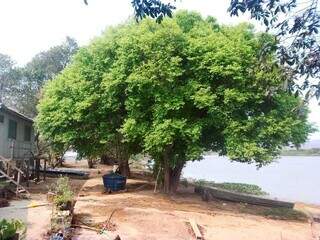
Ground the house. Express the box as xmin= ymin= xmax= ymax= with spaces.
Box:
xmin=0 ymin=103 xmax=35 ymax=160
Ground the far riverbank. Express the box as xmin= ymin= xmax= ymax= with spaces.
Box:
xmin=183 ymin=155 xmax=320 ymax=205
xmin=281 ymin=148 xmax=320 ymax=156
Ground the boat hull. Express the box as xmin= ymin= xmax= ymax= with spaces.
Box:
xmin=195 ymin=185 xmax=294 ymax=208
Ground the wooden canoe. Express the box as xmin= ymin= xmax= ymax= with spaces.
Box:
xmin=195 ymin=185 xmax=294 ymax=209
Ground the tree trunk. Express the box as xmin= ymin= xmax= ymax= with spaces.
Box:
xmin=87 ymin=158 xmax=94 ymax=168
xmin=100 ymin=154 xmax=114 ymax=165
xmin=163 ymin=161 xmax=184 ymax=194
xmin=56 ymin=156 xmax=63 ymax=167
xmin=119 ymin=159 xmax=130 ymax=178
xmin=35 ymin=158 xmax=41 ymax=182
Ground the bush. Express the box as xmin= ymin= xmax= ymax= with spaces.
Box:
xmin=50 ymin=177 xmax=74 ymax=208
xmin=0 ymin=219 xmax=25 ymax=240
xmin=263 ymin=208 xmax=308 ymax=221
xmin=194 ymin=180 xmax=267 ymax=196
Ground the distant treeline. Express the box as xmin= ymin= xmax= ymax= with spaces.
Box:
xmin=281 ymin=148 xmax=320 ymax=156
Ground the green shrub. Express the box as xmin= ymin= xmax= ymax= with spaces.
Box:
xmin=213 ymin=182 xmax=268 ymax=196
xmin=263 ymin=208 xmax=308 ymax=221
xmin=50 ymin=177 xmax=74 ymax=207
xmin=194 ymin=180 xmax=267 ymax=196
xmin=0 ymin=219 xmax=25 ymax=240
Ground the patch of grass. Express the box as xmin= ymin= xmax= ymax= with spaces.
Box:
xmin=194 ymin=180 xmax=267 ymax=196
xmin=262 ymin=208 xmax=308 ymax=221
xmin=0 ymin=219 xmax=26 ymax=239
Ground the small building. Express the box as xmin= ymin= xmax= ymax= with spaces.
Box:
xmin=0 ymin=103 xmax=35 ymax=160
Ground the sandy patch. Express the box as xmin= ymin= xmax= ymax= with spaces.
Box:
xmin=73 ymin=176 xmax=320 ymax=240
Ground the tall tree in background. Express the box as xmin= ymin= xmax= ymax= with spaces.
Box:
xmin=3 ymin=37 xmax=78 ymax=117
xmin=1 ymin=38 xmax=78 ymax=176
xmin=0 ymin=53 xmax=16 ymax=104
xmin=37 ymin=12 xmax=313 ymax=192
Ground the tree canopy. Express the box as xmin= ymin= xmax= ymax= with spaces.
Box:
xmin=1 ymin=37 xmax=78 ymax=117
xmin=37 ymin=11 xmax=313 ymax=192
xmin=228 ymin=0 xmax=320 ymax=101
xmin=95 ymin=0 xmax=320 ymax=101
xmin=0 ymin=53 xmax=15 ymax=103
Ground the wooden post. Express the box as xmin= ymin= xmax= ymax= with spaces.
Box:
xmin=16 ymin=171 xmax=21 ymax=195
xmin=10 ymin=140 xmax=14 ymax=160
xmin=6 ymin=162 xmax=10 ymax=177
xmin=7 ymin=141 xmax=14 ymax=177
xmin=154 ymin=166 xmax=161 ymax=193
xmin=17 ymin=171 xmax=21 ymax=185
xmin=26 ymin=158 xmax=30 ymax=187
xmin=35 ymin=158 xmax=40 ymax=182
xmin=43 ymin=159 xmax=47 ymax=181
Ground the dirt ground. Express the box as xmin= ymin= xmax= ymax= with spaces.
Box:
xmin=0 ymin=198 xmax=50 ymax=240
xmin=71 ymin=164 xmax=320 ymax=240
xmin=0 ymin=177 xmax=86 ymax=240
xmin=1 ymin=162 xmax=320 ymax=240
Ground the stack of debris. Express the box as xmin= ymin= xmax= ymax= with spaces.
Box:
xmin=49 ymin=199 xmax=74 ymax=240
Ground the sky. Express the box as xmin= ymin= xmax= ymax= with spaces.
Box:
xmin=0 ymin=0 xmax=319 ymax=139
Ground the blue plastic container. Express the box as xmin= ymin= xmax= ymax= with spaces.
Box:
xmin=102 ymin=173 xmax=127 ymax=192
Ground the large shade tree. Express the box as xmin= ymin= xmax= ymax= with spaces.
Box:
xmin=37 ymin=12 xmax=313 ymax=192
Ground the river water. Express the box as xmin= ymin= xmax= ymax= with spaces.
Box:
xmin=183 ymin=155 xmax=320 ymax=205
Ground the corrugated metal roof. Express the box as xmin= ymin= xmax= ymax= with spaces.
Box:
xmin=0 ymin=103 xmax=34 ymax=123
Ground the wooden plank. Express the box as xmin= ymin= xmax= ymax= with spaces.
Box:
xmin=26 ymin=158 xmax=29 ymax=187
xmin=17 ymin=172 xmax=21 ymax=188
xmin=189 ymin=218 xmax=203 ymax=240
xmin=43 ymin=159 xmax=46 ymax=181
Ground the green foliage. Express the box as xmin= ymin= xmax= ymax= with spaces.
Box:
xmin=0 ymin=219 xmax=26 ymax=240
xmin=37 ymin=11 xmax=313 ymax=191
xmin=50 ymin=177 xmax=74 ymax=207
xmin=3 ymin=37 xmax=78 ymax=118
xmin=229 ymin=0 xmax=320 ymax=101
xmin=262 ymin=208 xmax=308 ymax=221
xmin=195 ymin=180 xmax=267 ymax=196
xmin=126 ymin=0 xmax=320 ymax=101
xmin=0 ymin=53 xmax=15 ymax=105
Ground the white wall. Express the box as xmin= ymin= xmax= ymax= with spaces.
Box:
xmin=0 ymin=110 xmax=35 ymax=159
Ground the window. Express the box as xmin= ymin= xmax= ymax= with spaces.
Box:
xmin=0 ymin=115 xmax=4 ymax=123
xmin=8 ymin=120 xmax=17 ymax=140
xmin=24 ymin=125 xmax=32 ymax=142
